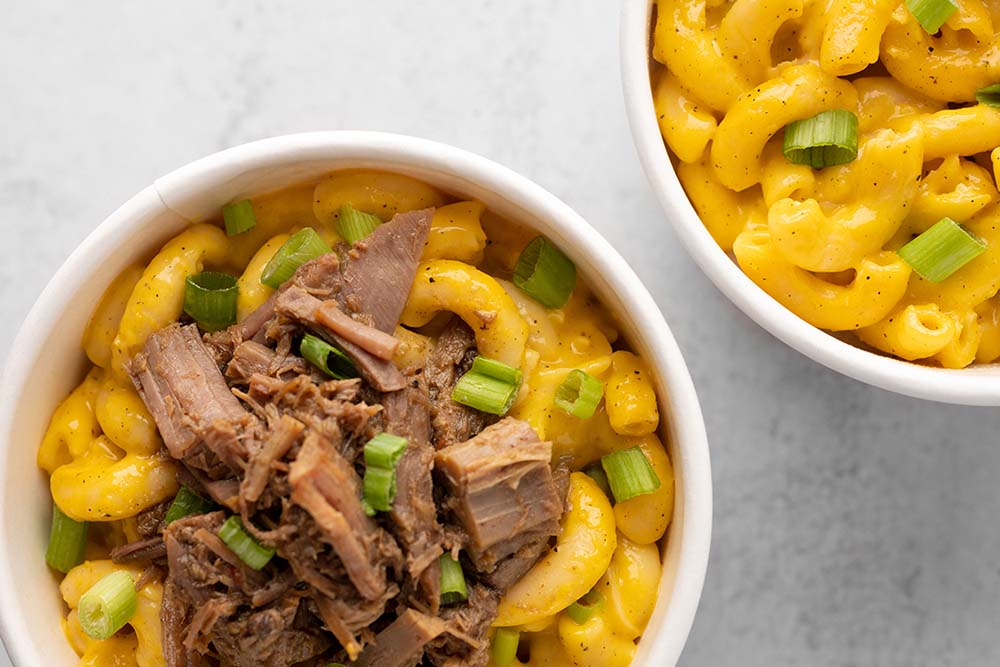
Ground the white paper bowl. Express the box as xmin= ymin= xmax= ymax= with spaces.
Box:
xmin=0 ymin=132 xmax=712 ymax=666
xmin=621 ymin=0 xmax=1000 ymax=405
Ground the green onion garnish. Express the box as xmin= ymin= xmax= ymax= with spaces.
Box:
xmin=601 ymin=447 xmax=662 ymax=503
xmin=490 ymin=628 xmax=520 ymax=667
xmin=905 ymin=0 xmax=958 ymax=34
xmin=336 ymin=204 xmax=382 ymax=245
xmin=583 ymin=462 xmax=613 ymax=501
xmin=164 ymin=486 xmax=215 ymax=525
xmin=439 ymin=553 xmax=468 ymax=605
xmin=78 ymin=570 xmax=137 ymax=640
xmin=976 ymin=84 xmax=1000 ymax=108
xmin=565 ymin=589 xmax=605 ymax=625
xmin=183 ymin=272 xmax=239 ymax=332
xmin=513 ymin=236 xmax=577 ymax=309
xmin=300 ymin=334 xmax=358 ymax=380
xmin=218 ymin=516 xmax=275 ymax=571
xmin=782 ymin=110 xmax=859 ymax=169
xmin=554 ymin=369 xmax=604 ymax=419
xmin=362 ymin=433 xmax=408 ymax=513
xmin=451 ymin=356 xmax=523 ymax=416
xmin=260 ymin=228 xmax=332 ymax=289
xmin=222 ymin=199 xmax=256 ymax=236
xmin=45 ymin=505 xmax=87 ymax=574
xmin=897 ymin=217 xmax=986 ymax=283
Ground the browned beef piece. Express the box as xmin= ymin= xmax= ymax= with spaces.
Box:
xmin=353 ymin=609 xmax=447 ymax=667
xmin=288 ymin=432 xmax=398 ymax=600
xmin=279 ymin=505 xmax=396 ymax=654
xmin=137 ymin=500 xmax=171 ymax=537
xmin=425 ymin=585 xmax=500 ymax=667
xmin=129 ymin=323 xmax=253 ymax=475
xmin=204 ymin=208 xmax=432 ymax=373
xmin=246 ymin=374 xmax=377 ymax=459
xmin=226 ymin=339 xmax=313 ymax=385
xmin=424 ymin=320 xmax=492 ymax=449
xmin=483 ymin=456 xmax=571 ymax=592
xmin=333 ymin=208 xmax=434 ymax=332
xmin=434 ymin=418 xmax=562 ymax=571
xmin=110 ymin=536 xmax=167 ymax=564
xmin=209 ymin=593 xmax=331 ymax=667
xmin=381 ymin=377 xmax=446 ymax=611
xmin=161 ymin=512 xmax=331 ymax=667
xmin=274 ymin=286 xmax=406 ymax=392
xmin=240 ymin=414 xmax=305 ymax=512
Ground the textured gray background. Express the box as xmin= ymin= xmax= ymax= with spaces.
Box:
xmin=2 ymin=2 xmax=999 ymax=666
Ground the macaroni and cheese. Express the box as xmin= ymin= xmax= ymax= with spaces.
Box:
xmin=652 ymin=0 xmax=1000 ymax=368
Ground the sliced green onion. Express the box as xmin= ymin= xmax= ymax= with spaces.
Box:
xmin=78 ymin=570 xmax=137 ymax=640
xmin=361 ymin=498 xmax=377 ymax=518
xmin=468 ymin=355 xmax=523 ymax=386
xmin=336 ymin=204 xmax=382 ymax=244
xmin=513 ymin=236 xmax=577 ymax=309
xmin=362 ymin=433 xmax=408 ymax=513
xmin=897 ymin=217 xmax=986 ymax=283
xmin=554 ymin=369 xmax=604 ymax=419
xmin=451 ymin=356 xmax=522 ymax=416
xmin=218 ymin=516 xmax=275 ymax=571
xmin=300 ymin=334 xmax=358 ymax=380
xmin=491 ymin=628 xmax=520 ymax=667
xmin=183 ymin=272 xmax=238 ymax=332
xmin=45 ymin=505 xmax=87 ymax=574
xmin=976 ymin=84 xmax=1000 ymax=108
xmin=260 ymin=227 xmax=332 ymax=289
xmin=905 ymin=0 xmax=958 ymax=34
xmin=222 ymin=199 xmax=256 ymax=236
xmin=565 ymin=589 xmax=605 ymax=625
xmin=439 ymin=553 xmax=468 ymax=605
xmin=164 ymin=486 xmax=215 ymax=525
xmin=783 ymin=110 xmax=858 ymax=169
xmin=583 ymin=462 xmax=613 ymax=501
xmin=364 ymin=433 xmax=409 ymax=470
xmin=601 ymin=447 xmax=662 ymax=503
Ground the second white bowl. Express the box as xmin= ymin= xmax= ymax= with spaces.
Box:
xmin=621 ymin=0 xmax=1000 ymax=405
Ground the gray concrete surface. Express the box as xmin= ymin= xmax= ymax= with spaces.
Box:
xmin=2 ymin=2 xmax=999 ymax=665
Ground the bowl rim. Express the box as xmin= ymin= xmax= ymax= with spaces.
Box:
xmin=0 ymin=130 xmax=712 ymax=665
xmin=620 ymin=0 xmax=1000 ymax=406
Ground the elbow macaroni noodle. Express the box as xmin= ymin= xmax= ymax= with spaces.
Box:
xmin=41 ymin=170 xmax=674 ymax=663
xmin=653 ymin=0 xmax=1000 ymax=368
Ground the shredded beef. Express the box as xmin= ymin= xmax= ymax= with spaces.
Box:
xmin=434 ymin=418 xmax=563 ymax=572
xmin=425 ymin=585 xmax=500 ymax=667
xmin=123 ymin=204 xmax=579 ymax=666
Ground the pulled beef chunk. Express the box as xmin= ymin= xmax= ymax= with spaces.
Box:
xmin=246 ymin=374 xmax=377 ymax=456
xmin=110 ymin=536 xmax=167 ymax=564
xmin=274 ymin=286 xmax=405 ymax=392
xmin=205 ymin=207 xmax=432 ymax=382
xmin=240 ymin=413 xmax=305 ymax=513
xmin=226 ymin=339 xmax=313 ymax=385
xmin=425 ymin=585 xmax=500 ymax=667
xmin=161 ymin=512 xmax=331 ymax=667
xmin=353 ymin=609 xmax=447 ymax=667
xmin=434 ymin=418 xmax=563 ymax=571
xmin=280 ymin=505 xmax=396 ymax=657
xmin=129 ymin=323 xmax=253 ymax=476
xmin=483 ymin=456 xmax=572 ymax=592
xmin=336 ymin=208 xmax=434 ymax=332
xmin=424 ymin=320 xmax=492 ymax=449
xmin=382 ymin=377 xmax=446 ymax=612
xmin=209 ymin=593 xmax=331 ymax=667
xmin=288 ymin=432 xmax=398 ymax=600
